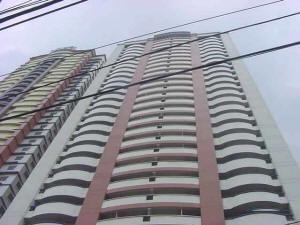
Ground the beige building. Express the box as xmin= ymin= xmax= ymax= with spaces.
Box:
xmin=0 ymin=47 xmax=105 ymax=221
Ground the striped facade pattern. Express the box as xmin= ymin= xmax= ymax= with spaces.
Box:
xmin=1 ymin=32 xmax=297 ymax=225
xmin=0 ymin=49 xmax=105 ymax=218
xmin=24 ymin=43 xmax=147 ymax=224
xmin=196 ymin=35 xmax=289 ymax=221
xmin=0 ymin=49 xmax=92 ymax=164
xmin=96 ymin=33 xmax=290 ymax=224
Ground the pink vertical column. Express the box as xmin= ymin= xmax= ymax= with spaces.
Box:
xmin=75 ymin=40 xmax=153 ymax=225
xmin=190 ymin=36 xmax=225 ymax=225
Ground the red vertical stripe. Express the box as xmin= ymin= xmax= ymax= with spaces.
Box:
xmin=0 ymin=52 xmax=93 ymax=168
xmin=75 ymin=41 xmax=153 ymax=225
xmin=191 ymin=36 xmax=225 ymax=225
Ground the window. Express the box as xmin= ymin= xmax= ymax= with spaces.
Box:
xmin=162 ymin=92 xmax=166 ymax=95
xmin=15 ymin=156 xmax=23 ymax=160
xmin=151 ymin=162 xmax=158 ymax=166
xmin=286 ymin=215 xmax=294 ymax=221
xmin=8 ymin=194 xmax=14 ymax=202
xmin=160 ymin=107 xmax=164 ymax=111
xmin=24 ymin=171 xmax=29 ymax=178
xmin=155 ymin=136 xmax=161 ymax=140
xmin=163 ymin=85 xmax=167 ymax=89
xmin=29 ymin=139 xmax=36 ymax=143
xmin=158 ymin=115 xmax=163 ymax=119
xmin=7 ymin=165 xmax=16 ymax=170
xmin=35 ymin=132 xmax=42 ymax=135
xmin=143 ymin=216 xmax=150 ymax=222
xmin=153 ymin=148 xmax=159 ymax=152
xmin=161 ymin=99 xmax=166 ymax=103
xmin=279 ymin=190 xmax=284 ymax=197
xmin=146 ymin=195 xmax=153 ymax=200
xmin=0 ymin=207 xmax=5 ymax=216
xmin=157 ymin=125 xmax=162 ymax=129
xmin=22 ymin=147 xmax=30 ymax=152
xmin=149 ymin=177 xmax=156 ymax=182
xmin=16 ymin=182 xmax=22 ymax=189
xmin=0 ymin=176 xmax=8 ymax=181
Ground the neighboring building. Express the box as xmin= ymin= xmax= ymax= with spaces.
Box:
xmin=1 ymin=32 xmax=299 ymax=225
xmin=0 ymin=48 xmax=106 ymax=218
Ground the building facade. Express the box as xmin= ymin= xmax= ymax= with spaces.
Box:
xmin=0 ymin=48 xmax=106 ymax=219
xmin=1 ymin=32 xmax=299 ymax=225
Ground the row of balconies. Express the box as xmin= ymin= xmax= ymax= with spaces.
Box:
xmin=0 ymin=57 xmax=102 ymax=218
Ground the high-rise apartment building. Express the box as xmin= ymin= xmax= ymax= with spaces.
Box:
xmin=0 ymin=32 xmax=299 ymax=225
xmin=0 ymin=47 xmax=106 ymax=219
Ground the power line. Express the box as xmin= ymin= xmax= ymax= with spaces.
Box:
xmin=1 ymin=11 xmax=298 ymax=100
xmin=0 ymin=39 xmax=299 ymax=122
xmin=0 ymin=0 xmax=285 ymax=77
xmin=0 ymin=0 xmax=87 ymax=32
xmin=286 ymin=221 xmax=300 ymax=225
xmin=86 ymin=0 xmax=285 ymax=49
xmin=0 ymin=0 xmax=49 ymax=16
xmin=0 ymin=0 xmax=34 ymax=14
xmin=0 ymin=0 xmax=63 ymax=24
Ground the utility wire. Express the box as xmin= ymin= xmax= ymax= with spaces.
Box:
xmin=1 ymin=11 xmax=298 ymax=100
xmin=0 ymin=0 xmax=87 ymax=31
xmin=0 ymin=40 xmax=299 ymax=122
xmin=0 ymin=0 xmax=285 ymax=77
xmin=84 ymin=0 xmax=285 ymax=49
xmin=0 ymin=0 xmax=50 ymax=16
xmin=0 ymin=0 xmax=33 ymax=14
xmin=286 ymin=221 xmax=300 ymax=225
xmin=0 ymin=0 xmax=63 ymax=24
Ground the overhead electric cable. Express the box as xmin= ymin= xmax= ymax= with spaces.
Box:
xmin=0 ymin=0 xmax=285 ymax=77
xmin=286 ymin=221 xmax=300 ymax=225
xmin=0 ymin=0 xmax=33 ymax=14
xmin=0 ymin=39 xmax=299 ymax=122
xmin=0 ymin=0 xmax=63 ymax=24
xmin=0 ymin=0 xmax=87 ymax=31
xmin=1 ymin=11 xmax=298 ymax=100
xmin=0 ymin=0 xmax=49 ymax=16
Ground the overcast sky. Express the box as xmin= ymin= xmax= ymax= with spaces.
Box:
xmin=0 ymin=0 xmax=300 ymax=165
